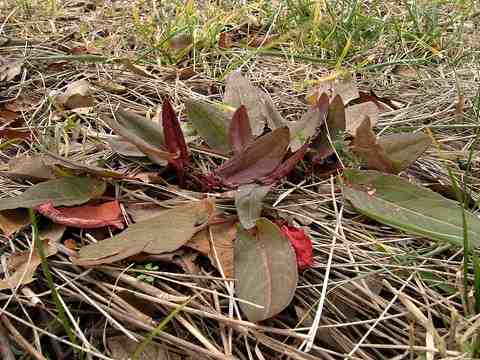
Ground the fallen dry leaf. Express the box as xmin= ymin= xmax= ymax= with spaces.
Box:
xmin=0 ymin=209 xmax=30 ymax=236
xmin=108 ymin=335 xmax=182 ymax=360
xmin=306 ymin=77 xmax=359 ymax=106
xmin=1 ymin=154 xmax=58 ymax=182
xmin=39 ymin=222 xmax=66 ymax=243
xmin=74 ymin=198 xmax=216 ymax=266
xmin=351 ymin=117 xmax=431 ymax=174
xmin=35 ymin=200 xmax=124 ymax=229
xmin=0 ymin=108 xmax=18 ymax=123
xmin=186 ymin=221 xmax=236 ymax=278
xmin=247 ymin=33 xmax=277 ymax=47
xmin=351 ymin=117 xmax=394 ymax=173
xmin=0 ymin=58 xmax=23 ymax=83
xmin=345 ymin=102 xmax=379 ymax=135
xmin=0 ymin=129 xmax=32 ymax=141
xmin=169 ymin=32 xmax=193 ymax=51
xmin=55 ymin=79 xmax=94 ymax=110
xmin=92 ymin=79 xmax=127 ymax=94
xmin=0 ymin=240 xmax=57 ymax=290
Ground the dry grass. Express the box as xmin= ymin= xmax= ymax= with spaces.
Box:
xmin=0 ymin=0 xmax=479 ymax=359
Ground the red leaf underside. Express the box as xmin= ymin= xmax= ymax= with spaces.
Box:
xmin=35 ymin=200 xmax=124 ymax=229
xmin=281 ymin=225 xmax=313 ymax=270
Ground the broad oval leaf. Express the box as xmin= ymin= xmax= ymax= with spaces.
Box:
xmin=184 ymin=99 xmax=231 ymax=152
xmin=214 ymin=127 xmax=290 ymax=186
xmin=235 ymin=184 xmax=272 ymax=229
xmin=0 ymin=177 xmax=106 ymax=211
xmin=235 ymin=218 xmax=298 ymax=322
xmin=75 ymin=198 xmax=216 ymax=266
xmin=224 ymin=71 xmax=267 ymax=136
xmin=107 ymin=109 xmax=175 ymax=165
xmin=342 ymin=169 xmax=480 ymax=247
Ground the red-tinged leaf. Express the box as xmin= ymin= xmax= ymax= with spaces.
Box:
xmin=229 ymin=105 xmax=253 ymax=156
xmin=214 ymin=127 xmax=290 ymax=186
xmin=0 ymin=129 xmax=32 ymax=141
xmin=260 ymin=141 xmax=308 ymax=185
xmin=280 ymin=225 xmax=313 ymax=270
xmin=35 ymin=200 xmax=124 ymax=229
xmin=162 ymin=98 xmax=189 ymax=183
xmin=162 ymin=98 xmax=188 ymax=163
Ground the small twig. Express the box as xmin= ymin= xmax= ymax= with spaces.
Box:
xmin=0 ymin=318 xmax=15 ymax=360
xmin=0 ymin=316 xmax=46 ymax=360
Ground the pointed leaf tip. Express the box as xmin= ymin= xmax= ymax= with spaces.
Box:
xmin=229 ymin=105 xmax=253 ymax=156
xmin=162 ymin=98 xmax=188 ymax=163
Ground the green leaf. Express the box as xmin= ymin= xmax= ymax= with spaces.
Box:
xmin=0 ymin=177 xmax=106 ymax=211
xmin=235 ymin=184 xmax=272 ymax=229
xmin=235 ymin=218 xmax=298 ymax=322
xmin=184 ymin=99 xmax=231 ymax=152
xmin=378 ymin=132 xmax=432 ymax=172
xmin=75 ymin=199 xmax=216 ymax=266
xmin=107 ymin=109 xmax=175 ymax=165
xmin=224 ymin=71 xmax=268 ymax=136
xmin=106 ymin=137 xmax=146 ymax=157
xmin=342 ymin=169 xmax=480 ymax=247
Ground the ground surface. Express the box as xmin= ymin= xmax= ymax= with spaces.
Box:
xmin=0 ymin=1 xmax=480 ymax=359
